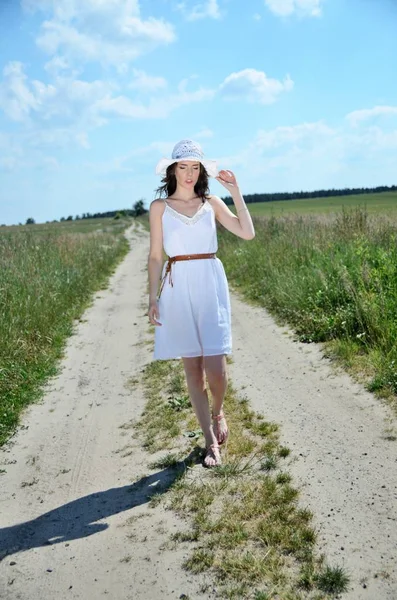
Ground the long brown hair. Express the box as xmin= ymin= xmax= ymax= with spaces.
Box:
xmin=155 ymin=162 xmax=210 ymax=202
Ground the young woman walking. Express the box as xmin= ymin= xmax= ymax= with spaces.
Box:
xmin=147 ymin=140 xmax=255 ymax=467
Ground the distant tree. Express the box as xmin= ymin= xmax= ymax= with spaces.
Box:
xmin=132 ymin=199 xmax=147 ymax=217
xmin=60 ymin=217 xmax=66 ymax=221
xmin=66 ymin=215 xmax=73 ymax=221
xmin=26 ymin=217 xmax=35 ymax=225
xmin=75 ymin=215 xmax=80 ymax=220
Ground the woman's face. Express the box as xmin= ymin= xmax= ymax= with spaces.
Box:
xmin=174 ymin=161 xmax=201 ymax=192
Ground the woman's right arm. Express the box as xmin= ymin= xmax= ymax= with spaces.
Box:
xmin=147 ymin=200 xmax=165 ymax=325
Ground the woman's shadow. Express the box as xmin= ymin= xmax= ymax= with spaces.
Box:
xmin=0 ymin=448 xmax=201 ymax=562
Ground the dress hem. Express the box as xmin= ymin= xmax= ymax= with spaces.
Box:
xmin=153 ymin=348 xmax=232 ymax=361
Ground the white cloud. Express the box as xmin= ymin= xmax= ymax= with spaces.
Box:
xmin=98 ymin=84 xmax=214 ymax=119
xmin=129 ymin=69 xmax=167 ymax=92
xmin=0 ymin=62 xmax=40 ymax=121
xmin=256 ymin=121 xmax=335 ymax=149
xmin=84 ymin=140 xmax=177 ymax=177
xmin=346 ymin=105 xmax=397 ymax=126
xmin=23 ymin=0 xmax=141 ymax=21
xmin=0 ymin=129 xmax=64 ymax=173
xmin=176 ymin=0 xmax=221 ymax=21
xmin=219 ymin=68 xmax=293 ymax=105
xmin=40 ymin=156 xmax=60 ymax=170
xmin=0 ymin=61 xmax=215 ymax=156
xmin=98 ymin=74 xmax=214 ymax=119
xmin=44 ymin=55 xmax=70 ymax=74
xmin=264 ymin=0 xmax=323 ymax=17
xmin=221 ymin=121 xmax=338 ymax=176
xmin=0 ymin=62 xmax=112 ymax=128
xmin=217 ymin=110 xmax=397 ymax=188
xmin=22 ymin=0 xmax=176 ymax=70
xmin=27 ymin=128 xmax=93 ymax=149
xmin=0 ymin=62 xmax=115 ymax=155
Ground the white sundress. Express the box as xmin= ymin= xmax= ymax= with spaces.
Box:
xmin=153 ymin=199 xmax=232 ymax=361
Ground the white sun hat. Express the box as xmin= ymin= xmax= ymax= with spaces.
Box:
xmin=155 ymin=139 xmax=218 ymax=178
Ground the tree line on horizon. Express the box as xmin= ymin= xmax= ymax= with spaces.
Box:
xmin=56 ymin=199 xmax=147 ymax=222
xmin=4 ymin=200 xmax=147 ymax=227
xmin=222 ymin=184 xmax=397 ymax=205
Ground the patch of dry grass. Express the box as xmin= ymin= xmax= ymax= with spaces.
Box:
xmin=137 ymin=358 xmax=350 ymax=599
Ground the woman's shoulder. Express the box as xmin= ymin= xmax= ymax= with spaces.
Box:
xmin=206 ymin=194 xmax=222 ymax=214
xmin=207 ymin=194 xmax=222 ymax=202
xmin=150 ymin=198 xmax=167 ymax=214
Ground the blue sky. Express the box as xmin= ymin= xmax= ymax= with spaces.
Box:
xmin=1 ymin=0 xmax=397 ymax=225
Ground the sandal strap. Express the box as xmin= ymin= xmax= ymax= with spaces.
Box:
xmin=212 ymin=413 xmax=225 ymax=421
xmin=208 ymin=443 xmax=220 ymax=450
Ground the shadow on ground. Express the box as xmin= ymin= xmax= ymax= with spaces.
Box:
xmin=0 ymin=448 xmax=201 ymax=562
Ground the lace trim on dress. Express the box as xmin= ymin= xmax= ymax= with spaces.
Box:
xmin=164 ymin=201 xmax=210 ymax=226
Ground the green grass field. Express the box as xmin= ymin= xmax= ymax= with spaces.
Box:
xmin=0 ymin=216 xmax=132 ymax=446
xmin=238 ymin=192 xmax=397 ymax=217
xmin=217 ymin=202 xmax=397 ymax=409
xmin=1 ymin=217 xmax=128 ymax=235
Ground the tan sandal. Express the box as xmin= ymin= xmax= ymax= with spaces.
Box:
xmin=203 ymin=443 xmax=221 ymax=468
xmin=212 ymin=412 xmax=229 ymax=446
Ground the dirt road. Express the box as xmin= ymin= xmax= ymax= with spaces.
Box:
xmin=1 ymin=224 xmax=396 ymax=599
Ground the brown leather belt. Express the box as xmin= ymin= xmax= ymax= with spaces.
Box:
xmin=158 ymin=252 xmax=216 ymax=298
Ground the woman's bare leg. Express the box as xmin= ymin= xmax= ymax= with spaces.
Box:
xmin=204 ymin=354 xmax=229 ymax=444
xmin=182 ymin=356 xmax=220 ymax=466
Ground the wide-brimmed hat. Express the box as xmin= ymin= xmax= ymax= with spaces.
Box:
xmin=155 ymin=139 xmax=218 ymax=178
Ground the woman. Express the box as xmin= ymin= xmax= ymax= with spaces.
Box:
xmin=147 ymin=139 xmax=255 ymax=467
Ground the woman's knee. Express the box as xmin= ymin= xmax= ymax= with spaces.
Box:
xmin=182 ymin=356 xmax=205 ymax=388
xmin=204 ymin=355 xmax=228 ymax=388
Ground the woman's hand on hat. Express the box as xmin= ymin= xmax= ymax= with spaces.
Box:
xmin=215 ymin=170 xmax=238 ymax=191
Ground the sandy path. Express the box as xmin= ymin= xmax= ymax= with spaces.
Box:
xmin=1 ymin=225 xmax=396 ymax=599
xmin=229 ymin=297 xmax=397 ymax=599
xmin=0 ymin=224 xmax=209 ymax=600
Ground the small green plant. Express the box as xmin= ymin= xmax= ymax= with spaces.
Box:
xmin=316 ymin=564 xmax=350 ymax=594
xmin=149 ymin=453 xmax=180 ymax=469
xmin=168 ymin=395 xmax=191 ymax=411
xmin=148 ymin=493 xmax=163 ymax=508
xmin=261 ymin=454 xmax=278 ymax=471
xmin=254 ymin=592 xmax=271 ymax=600
xmin=183 ymin=549 xmax=214 ymax=573
xmin=275 ymin=472 xmax=292 ymax=484
xmin=298 ymin=562 xmax=317 ymax=590
xmin=278 ymin=446 xmax=290 ymax=458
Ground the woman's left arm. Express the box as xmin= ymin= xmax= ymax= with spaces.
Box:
xmin=210 ymin=170 xmax=255 ymax=240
